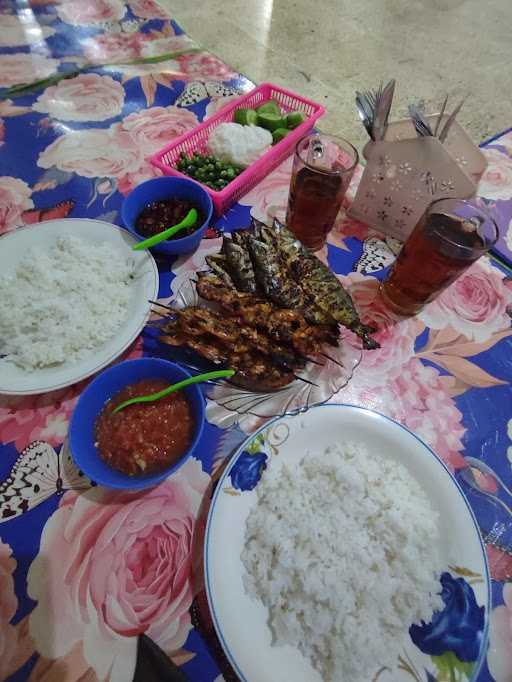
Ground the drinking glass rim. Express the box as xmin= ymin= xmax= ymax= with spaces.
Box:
xmin=427 ymin=198 xmax=499 ymax=253
xmin=295 ymin=132 xmax=359 ymax=176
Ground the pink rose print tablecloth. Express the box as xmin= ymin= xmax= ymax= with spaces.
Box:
xmin=0 ymin=2 xmax=512 ymax=682
xmin=479 ymin=128 xmax=512 ymax=268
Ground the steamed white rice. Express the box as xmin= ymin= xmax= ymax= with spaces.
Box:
xmin=242 ymin=442 xmax=444 ymax=682
xmin=0 ymin=235 xmax=134 ymax=369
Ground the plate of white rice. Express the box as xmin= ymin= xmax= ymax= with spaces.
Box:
xmin=0 ymin=219 xmax=159 ymax=395
xmin=205 ymin=404 xmax=489 ymax=682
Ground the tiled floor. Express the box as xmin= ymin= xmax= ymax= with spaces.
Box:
xmin=160 ymin=0 xmax=512 ymax=150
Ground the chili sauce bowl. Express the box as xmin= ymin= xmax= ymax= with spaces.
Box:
xmin=121 ymin=176 xmax=214 ymax=256
xmin=69 ymin=358 xmax=206 ymax=490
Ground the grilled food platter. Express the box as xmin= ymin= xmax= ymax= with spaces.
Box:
xmin=151 ymin=219 xmax=377 ymax=417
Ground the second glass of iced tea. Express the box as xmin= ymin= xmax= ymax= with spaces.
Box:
xmin=380 ymin=198 xmax=499 ymax=316
xmin=286 ymin=133 xmax=358 ymax=251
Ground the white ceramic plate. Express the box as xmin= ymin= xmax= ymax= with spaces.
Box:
xmin=0 ymin=219 xmax=159 ymax=395
xmin=205 ymin=404 xmax=490 ymax=682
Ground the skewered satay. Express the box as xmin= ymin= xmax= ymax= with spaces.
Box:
xmin=196 ymin=273 xmax=339 ymax=350
xmin=164 ymin=308 xmax=305 ymax=371
xmin=160 ymin=319 xmax=296 ymax=391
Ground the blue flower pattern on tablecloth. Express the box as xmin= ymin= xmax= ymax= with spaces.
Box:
xmin=229 ymin=450 xmax=267 ymax=491
xmin=410 ymin=572 xmax=485 ymax=680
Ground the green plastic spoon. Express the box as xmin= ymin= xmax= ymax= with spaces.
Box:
xmin=132 ymin=208 xmax=198 ymax=251
xmin=112 ymin=369 xmax=235 ymax=414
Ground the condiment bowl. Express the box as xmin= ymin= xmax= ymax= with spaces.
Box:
xmin=121 ymin=176 xmax=214 ymax=256
xmin=69 ymin=358 xmax=206 ymax=489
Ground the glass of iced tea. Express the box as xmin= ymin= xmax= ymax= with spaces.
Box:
xmin=286 ymin=133 xmax=358 ymax=251
xmin=380 ymin=198 xmax=499 ymax=316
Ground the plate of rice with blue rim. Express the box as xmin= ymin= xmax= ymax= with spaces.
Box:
xmin=205 ymin=404 xmax=489 ymax=682
xmin=0 ymin=219 xmax=158 ymax=395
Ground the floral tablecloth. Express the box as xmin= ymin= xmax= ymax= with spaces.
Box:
xmin=1 ymin=2 xmax=512 ymax=682
xmin=480 ymin=128 xmax=512 ymax=267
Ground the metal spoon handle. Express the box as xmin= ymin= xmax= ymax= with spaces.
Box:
xmin=112 ymin=369 xmax=235 ymax=413
xmin=464 ymin=456 xmax=512 ymax=499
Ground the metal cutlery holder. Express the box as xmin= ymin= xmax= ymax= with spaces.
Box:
xmin=348 ymin=116 xmax=488 ymax=241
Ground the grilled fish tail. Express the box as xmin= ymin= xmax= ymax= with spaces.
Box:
xmin=350 ymin=323 xmax=380 ymax=350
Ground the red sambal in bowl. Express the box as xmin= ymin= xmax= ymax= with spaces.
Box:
xmin=95 ymin=378 xmax=195 ymax=476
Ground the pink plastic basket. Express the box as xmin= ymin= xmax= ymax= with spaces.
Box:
xmin=150 ymin=82 xmax=325 ymax=216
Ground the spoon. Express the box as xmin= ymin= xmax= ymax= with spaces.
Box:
xmin=355 ymin=92 xmax=375 ymax=140
xmin=112 ymin=369 xmax=235 ymax=414
xmin=132 ymin=208 xmax=198 ymax=251
xmin=355 ymin=80 xmax=395 ymax=142
xmin=458 ymin=457 xmax=512 ymax=519
xmin=461 ymin=457 xmax=512 ymax=498
xmin=408 ymin=103 xmax=434 ymax=137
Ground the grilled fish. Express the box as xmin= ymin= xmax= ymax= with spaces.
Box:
xmin=246 ymin=234 xmax=306 ymax=309
xmin=251 ymin=220 xmax=335 ymax=325
xmin=222 ymin=234 xmax=257 ymax=293
xmin=272 ymin=220 xmax=379 ymax=349
xmin=204 ymin=253 xmax=234 ymax=287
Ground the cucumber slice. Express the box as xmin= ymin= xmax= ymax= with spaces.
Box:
xmin=256 ymin=99 xmax=281 ymax=116
xmin=285 ymin=111 xmax=305 ymax=129
xmin=245 ymin=109 xmax=259 ymax=125
xmin=272 ymin=127 xmax=290 ymax=144
xmin=234 ymin=109 xmax=248 ymax=124
xmin=234 ymin=108 xmax=259 ymax=126
xmin=257 ymin=112 xmax=286 ymax=131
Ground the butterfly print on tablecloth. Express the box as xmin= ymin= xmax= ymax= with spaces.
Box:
xmin=486 ymin=541 xmax=512 ymax=581
xmin=354 ymin=235 xmax=402 ymax=274
xmin=0 ymin=440 xmax=94 ymax=522
xmin=21 ymin=200 xmax=75 ymax=225
xmin=176 ymin=80 xmax=240 ymax=106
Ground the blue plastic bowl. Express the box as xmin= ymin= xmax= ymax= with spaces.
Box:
xmin=121 ymin=176 xmax=213 ymax=256
xmin=69 ymin=358 xmax=206 ymax=490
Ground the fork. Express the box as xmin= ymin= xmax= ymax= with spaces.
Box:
xmin=355 ymin=80 xmax=395 ymax=141
xmin=408 ymin=103 xmax=434 ymax=137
